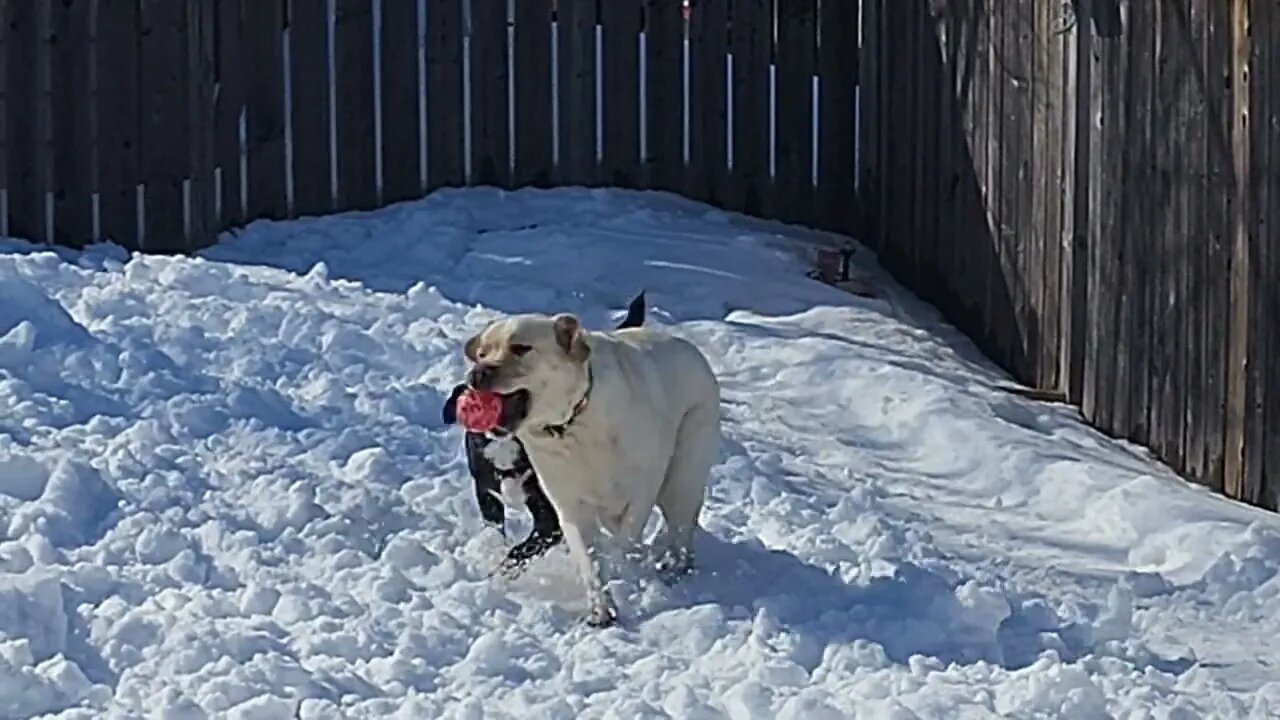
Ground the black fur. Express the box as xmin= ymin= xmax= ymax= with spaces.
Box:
xmin=443 ymin=291 xmax=647 ymax=574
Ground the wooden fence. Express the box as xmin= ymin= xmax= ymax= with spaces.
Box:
xmin=860 ymin=0 xmax=1279 ymax=511
xmin=0 ymin=0 xmax=861 ymax=252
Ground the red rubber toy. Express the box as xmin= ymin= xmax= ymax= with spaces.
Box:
xmin=456 ymin=388 xmax=503 ymax=433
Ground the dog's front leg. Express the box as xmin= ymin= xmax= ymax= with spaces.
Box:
xmin=558 ymin=505 xmax=617 ymax=628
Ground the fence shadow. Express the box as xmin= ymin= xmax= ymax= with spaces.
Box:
xmin=871 ymin=0 xmax=1036 ymax=385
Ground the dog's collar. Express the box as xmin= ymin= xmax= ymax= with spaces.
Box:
xmin=543 ymin=365 xmax=593 ymax=438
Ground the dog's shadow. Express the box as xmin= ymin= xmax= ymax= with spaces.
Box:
xmin=573 ymin=531 xmax=1194 ymax=675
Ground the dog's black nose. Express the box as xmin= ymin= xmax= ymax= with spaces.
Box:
xmin=468 ymin=363 xmax=497 ymax=389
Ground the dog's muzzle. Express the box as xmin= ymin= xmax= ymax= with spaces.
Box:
xmin=468 ymin=363 xmax=499 ymax=389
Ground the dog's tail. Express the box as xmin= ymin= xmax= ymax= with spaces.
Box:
xmin=616 ymin=290 xmax=646 ymax=329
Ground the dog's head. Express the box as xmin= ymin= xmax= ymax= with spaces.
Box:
xmin=462 ymin=313 xmax=591 ymax=433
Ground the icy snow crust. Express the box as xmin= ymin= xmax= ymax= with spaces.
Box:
xmin=0 ymin=188 xmax=1277 ymax=719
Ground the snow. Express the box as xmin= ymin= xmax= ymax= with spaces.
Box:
xmin=0 ymin=187 xmax=1278 ymax=718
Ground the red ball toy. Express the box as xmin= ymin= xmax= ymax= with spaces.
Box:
xmin=456 ymin=387 xmax=503 ymax=433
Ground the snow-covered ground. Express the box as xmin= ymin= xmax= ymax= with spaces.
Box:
xmin=1 ymin=188 xmax=1278 ymax=719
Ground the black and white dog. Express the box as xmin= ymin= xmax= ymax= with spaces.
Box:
xmin=442 ymin=291 xmax=647 ymax=575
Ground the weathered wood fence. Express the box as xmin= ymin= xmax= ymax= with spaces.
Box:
xmin=860 ymin=0 xmax=1279 ymax=510
xmin=0 ymin=0 xmax=860 ymax=252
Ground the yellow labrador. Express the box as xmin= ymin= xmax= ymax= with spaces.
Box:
xmin=464 ymin=312 xmax=720 ymax=626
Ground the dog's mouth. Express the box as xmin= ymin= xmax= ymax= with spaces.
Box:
xmin=492 ymin=388 xmax=531 ymax=434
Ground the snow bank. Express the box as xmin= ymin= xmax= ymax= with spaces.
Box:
xmin=0 ymin=188 xmax=1275 ymax=718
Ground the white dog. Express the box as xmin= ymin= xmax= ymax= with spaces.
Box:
xmin=463 ymin=312 xmax=720 ymax=626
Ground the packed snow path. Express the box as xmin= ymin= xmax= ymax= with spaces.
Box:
xmin=1 ymin=189 xmax=1278 ymax=719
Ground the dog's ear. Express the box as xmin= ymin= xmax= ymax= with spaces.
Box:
xmin=464 ymin=325 xmax=487 ymax=363
xmin=553 ymin=313 xmax=591 ymax=362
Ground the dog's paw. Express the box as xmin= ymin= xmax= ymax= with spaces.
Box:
xmin=495 ymin=555 xmax=530 ymax=581
xmin=655 ymin=548 xmax=695 ymax=584
xmin=584 ymin=603 xmax=618 ymax=629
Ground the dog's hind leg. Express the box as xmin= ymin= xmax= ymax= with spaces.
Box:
xmin=653 ymin=400 xmax=719 ymax=579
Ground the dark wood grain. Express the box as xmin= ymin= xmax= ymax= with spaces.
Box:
xmin=513 ymin=0 xmax=553 ymax=187
xmin=730 ymin=0 xmax=768 ymax=216
xmin=774 ymin=0 xmax=815 ymax=226
xmin=1125 ymin=0 xmax=1154 ymax=445
xmin=1203 ymin=0 xmax=1231 ymax=492
xmin=243 ymin=0 xmax=287 ymax=221
xmin=139 ymin=0 xmax=190 ymax=251
xmin=5 ymin=2 xmax=48 ymax=243
xmin=290 ymin=0 xmax=333 ymax=216
xmin=469 ymin=0 xmax=510 ymax=188
xmin=214 ymin=0 xmax=244 ymax=229
xmin=426 ymin=0 xmax=465 ymax=190
xmin=1244 ymin=0 xmax=1274 ymax=507
xmin=1222 ymin=0 xmax=1250 ymax=500
xmin=687 ymin=0 xmax=728 ymax=204
xmin=556 ymin=0 xmax=597 ymax=185
xmin=601 ymin=0 xmax=641 ymax=188
xmin=334 ymin=0 xmax=377 ymax=210
xmin=51 ymin=0 xmax=94 ymax=246
xmin=96 ymin=0 xmax=141 ymax=246
xmin=817 ymin=0 xmax=856 ymax=234
xmin=187 ymin=0 xmax=217 ymax=249
xmin=645 ymin=0 xmax=683 ymax=191
xmin=381 ymin=0 xmax=423 ymax=201
xmin=1258 ymin=0 xmax=1280 ymax=510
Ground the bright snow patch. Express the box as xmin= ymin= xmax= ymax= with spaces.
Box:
xmin=0 ymin=187 xmax=1277 ymax=718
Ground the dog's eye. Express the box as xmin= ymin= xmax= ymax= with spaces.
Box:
xmin=510 ymin=344 xmax=533 ymax=357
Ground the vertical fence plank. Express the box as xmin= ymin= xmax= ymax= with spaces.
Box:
xmin=139 ymin=0 xmax=189 ymax=251
xmin=910 ymin=1 xmax=931 ymax=292
xmin=1063 ymin=4 xmax=1089 ymax=405
xmin=774 ymin=0 xmax=815 ymax=225
xmin=244 ymin=0 xmax=286 ymax=221
xmin=956 ymin=1 xmax=986 ymax=332
xmin=51 ymin=0 xmax=94 ymax=246
xmin=1202 ymin=0 xmax=1231 ymax=492
xmin=1260 ymin=1 xmax=1280 ymax=510
xmin=688 ymin=0 xmax=727 ymax=204
xmin=381 ymin=0 xmax=423 ymax=201
xmin=730 ymin=0 xmax=768 ymax=216
xmin=1164 ymin=0 xmax=1191 ymax=465
xmin=215 ymin=0 xmax=244 ymax=228
xmin=857 ymin=0 xmax=882 ymax=240
xmin=817 ymin=0 xmax=857 ymax=235
xmin=469 ymin=0 xmax=511 ymax=188
xmin=1223 ymin=0 xmax=1250 ymax=500
xmin=981 ymin=1 xmax=1009 ymax=362
xmin=1126 ymin=0 xmax=1155 ymax=444
xmin=1181 ymin=0 xmax=1208 ymax=483
xmin=1244 ymin=0 xmax=1272 ymax=506
xmin=557 ymin=0 xmax=597 ymax=185
xmin=426 ymin=0 xmax=464 ymax=190
xmin=6 ymin=2 xmax=48 ymax=243
xmin=49 ymin=0 xmax=93 ymax=243
xmin=645 ymin=0 xmax=683 ymax=191
xmin=1036 ymin=0 xmax=1065 ymax=390
xmin=187 ymin=0 xmax=216 ymax=250
xmin=513 ymin=0 xmax=552 ymax=187
xmin=601 ymin=0 xmax=641 ymax=188
xmin=290 ymin=0 xmax=333 ymax=216
xmin=97 ymin=0 xmax=140 ymax=247
xmin=995 ymin=2 xmax=1028 ymax=380
xmin=334 ymin=0 xmax=376 ymax=209
xmin=932 ymin=1 xmax=959 ymax=306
